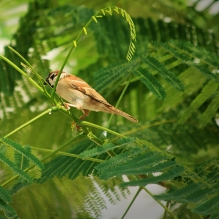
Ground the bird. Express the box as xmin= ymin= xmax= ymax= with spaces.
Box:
xmin=44 ymin=70 xmax=138 ymax=123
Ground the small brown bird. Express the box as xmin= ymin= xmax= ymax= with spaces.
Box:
xmin=44 ymin=70 xmax=138 ymax=122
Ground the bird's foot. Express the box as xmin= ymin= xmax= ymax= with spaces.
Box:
xmin=71 ymin=122 xmax=81 ymax=131
xmin=63 ymin=102 xmax=71 ymax=110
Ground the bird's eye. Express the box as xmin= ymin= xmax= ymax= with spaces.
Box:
xmin=50 ymin=73 xmax=56 ymax=80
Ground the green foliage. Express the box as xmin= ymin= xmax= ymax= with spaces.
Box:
xmin=1 ymin=138 xmax=44 ymax=169
xmin=14 ymin=147 xmax=30 ymax=170
xmin=95 ymin=142 xmax=219 ymax=215
xmin=179 ymin=79 xmax=218 ymax=123
xmin=0 ymin=153 xmax=32 ymax=183
xmin=93 ymin=61 xmax=133 ymax=96
xmin=79 ymin=137 xmax=135 ymax=158
xmin=161 ymin=41 xmax=216 ymax=80
xmin=37 ymin=139 xmax=105 ymax=182
xmin=0 ymin=187 xmax=11 ymax=204
xmin=135 ymin=67 xmax=166 ymax=99
xmin=1 ymin=0 xmax=219 ymax=219
xmin=143 ymin=55 xmax=184 ymax=92
xmin=156 ymin=159 xmax=219 ymax=216
xmin=210 ymin=214 xmax=219 ymax=219
xmin=0 ymin=200 xmax=17 ymax=219
xmin=0 ymin=186 xmax=12 ymax=217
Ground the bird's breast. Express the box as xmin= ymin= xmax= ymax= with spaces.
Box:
xmin=56 ymin=81 xmax=102 ymax=111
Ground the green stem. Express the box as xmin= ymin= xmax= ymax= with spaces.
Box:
xmin=162 ymin=201 xmax=170 ymax=219
xmin=1 ymin=175 xmax=20 ymax=187
xmin=0 ymin=54 xmax=44 ymax=93
xmin=40 ymin=137 xmax=82 ymax=162
xmin=106 ymin=73 xmax=133 ymax=129
xmin=8 ymin=46 xmax=45 ymax=86
xmin=4 ymin=107 xmax=59 ymax=138
xmin=121 ymin=187 xmax=142 ymax=219
xmin=8 ymin=46 xmax=39 ymax=79
xmin=81 ymin=121 xmax=126 ymax=138
xmin=60 ymin=108 xmax=105 ymax=146
xmin=112 ymin=120 xmax=176 ymax=142
xmin=30 ymin=146 xmax=104 ymax=163
xmin=6 ymin=47 xmax=58 ymax=105
xmin=142 ymin=187 xmax=177 ymax=219
xmin=51 ymin=7 xmax=99 ymax=98
xmin=51 ymin=12 xmax=94 ymax=98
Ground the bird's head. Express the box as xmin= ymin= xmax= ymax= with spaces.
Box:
xmin=44 ymin=70 xmax=67 ymax=87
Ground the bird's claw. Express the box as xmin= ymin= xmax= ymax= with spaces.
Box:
xmin=71 ymin=122 xmax=81 ymax=131
xmin=64 ymin=102 xmax=71 ymax=110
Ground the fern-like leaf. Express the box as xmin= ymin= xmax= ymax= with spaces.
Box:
xmin=80 ymin=137 xmax=135 ymax=158
xmin=144 ymin=55 xmax=184 ymax=91
xmin=172 ymin=40 xmax=219 ymax=69
xmin=79 ymin=143 xmax=115 ymax=158
xmin=122 ymin=166 xmax=184 ymax=187
xmin=28 ymin=166 xmax=42 ymax=179
xmin=0 ymin=200 xmax=17 ymax=218
xmin=14 ymin=146 xmax=30 ymax=170
xmin=95 ymin=148 xmax=142 ymax=176
xmin=156 ymin=183 xmax=203 ymax=201
xmin=93 ymin=61 xmax=131 ymax=94
xmin=193 ymin=196 xmax=219 ymax=215
xmin=154 ymin=159 xmax=219 ymax=215
xmin=0 ymin=186 xmax=11 ymax=203
xmin=179 ymin=80 xmax=218 ymax=123
xmin=1 ymin=138 xmax=44 ymax=169
xmin=210 ymin=213 xmax=219 ymax=219
xmin=161 ymin=42 xmax=216 ymax=80
xmin=199 ymin=91 xmax=219 ymax=127
xmin=135 ymin=67 xmax=166 ymax=99
xmin=0 ymin=153 xmax=32 ymax=182
xmin=37 ymin=140 xmax=107 ymax=183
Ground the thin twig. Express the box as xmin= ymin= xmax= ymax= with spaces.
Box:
xmin=30 ymin=146 xmax=104 ymax=163
xmin=142 ymin=187 xmax=177 ymax=219
xmin=4 ymin=107 xmax=58 ymax=138
xmin=121 ymin=187 xmax=142 ymax=219
xmin=162 ymin=201 xmax=170 ymax=219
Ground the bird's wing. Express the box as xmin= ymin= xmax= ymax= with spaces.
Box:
xmin=67 ymin=75 xmax=111 ymax=106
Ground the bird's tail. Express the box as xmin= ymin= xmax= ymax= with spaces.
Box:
xmin=108 ymin=106 xmax=138 ymax=123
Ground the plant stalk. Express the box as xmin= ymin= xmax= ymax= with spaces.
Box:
xmin=81 ymin=121 xmax=126 ymax=138
xmin=121 ymin=187 xmax=142 ymax=219
xmin=30 ymin=146 xmax=104 ymax=163
xmin=0 ymin=54 xmax=43 ymax=93
xmin=4 ymin=107 xmax=59 ymax=138
xmin=142 ymin=187 xmax=177 ymax=219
